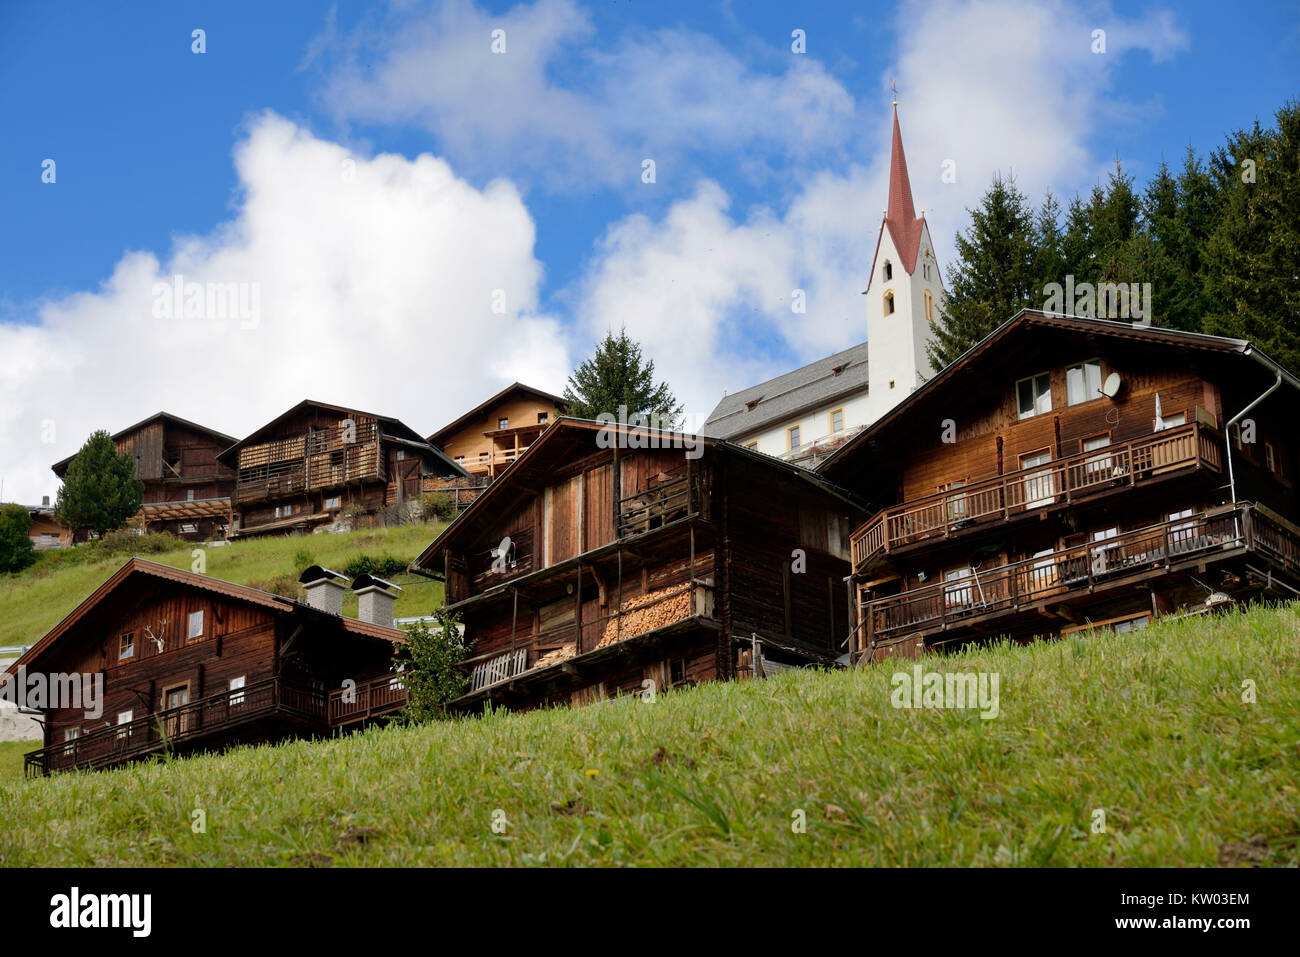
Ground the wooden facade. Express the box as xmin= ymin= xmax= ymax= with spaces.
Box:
xmin=217 ymin=400 xmax=468 ymax=538
xmin=819 ymin=312 xmax=1300 ymax=662
xmin=427 ymin=382 xmax=566 ymax=479
xmin=52 ymin=413 xmax=238 ymax=540
xmin=412 ymin=419 xmax=865 ymax=710
xmin=11 ymin=559 xmax=405 ymax=775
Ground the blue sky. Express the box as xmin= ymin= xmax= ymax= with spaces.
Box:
xmin=0 ymin=0 xmax=1297 ymax=502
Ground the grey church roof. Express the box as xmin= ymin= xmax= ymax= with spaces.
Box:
xmin=702 ymin=341 xmax=870 ymax=440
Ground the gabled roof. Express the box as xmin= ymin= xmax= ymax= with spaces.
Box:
xmin=818 ymin=310 xmax=1300 ymax=478
xmin=216 ymin=400 xmax=467 ymax=476
xmin=426 ymin=382 xmax=567 ymax=446
xmin=6 ymin=557 xmax=405 ymax=678
xmin=51 ymin=411 xmax=237 ymax=478
xmin=702 ymin=341 xmax=870 ymax=440
xmin=411 ymin=417 xmax=868 ymax=574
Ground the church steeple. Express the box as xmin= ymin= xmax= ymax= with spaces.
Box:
xmin=883 ymin=105 xmax=925 ymax=275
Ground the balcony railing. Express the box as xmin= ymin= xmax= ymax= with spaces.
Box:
xmin=24 ymin=677 xmax=324 ymax=776
xmin=463 ymin=580 xmax=715 ymax=694
xmin=327 ymin=673 xmax=408 ymax=726
xmin=851 ymin=424 xmax=1220 ymax=568
xmin=860 ymin=503 xmax=1293 ymax=643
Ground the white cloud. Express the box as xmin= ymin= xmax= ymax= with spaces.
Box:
xmin=311 ymin=0 xmax=855 ymax=190
xmin=0 ymin=113 xmax=569 ymax=504
xmin=570 ymin=0 xmax=1190 ymax=418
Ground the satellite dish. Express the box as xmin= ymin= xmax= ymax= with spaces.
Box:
xmin=1100 ymin=372 xmax=1122 ymax=399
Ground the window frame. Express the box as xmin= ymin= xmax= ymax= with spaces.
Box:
xmin=187 ymin=610 xmax=205 ymax=642
xmin=1016 ymin=372 xmax=1052 ymax=419
xmin=787 ymin=425 xmax=801 ymax=450
xmin=229 ymin=675 xmax=246 ymax=707
xmin=497 ymin=417 xmax=509 ymax=430
xmin=1065 ymin=359 xmax=1103 ymax=406
xmin=829 ymin=408 xmax=845 ymax=434
xmin=118 ymin=631 xmax=135 ymax=661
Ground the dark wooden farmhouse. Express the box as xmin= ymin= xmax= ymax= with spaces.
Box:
xmin=428 ymin=382 xmax=567 ymax=480
xmin=411 ymin=418 xmax=866 ymax=710
xmin=12 ymin=559 xmax=407 ymax=775
xmin=217 ymin=400 xmax=469 ymax=538
xmin=52 ymin=412 xmax=237 ymax=540
xmin=818 ymin=311 xmax=1300 ymax=662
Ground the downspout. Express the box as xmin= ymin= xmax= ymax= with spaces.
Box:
xmin=1224 ymin=350 xmax=1292 ymax=505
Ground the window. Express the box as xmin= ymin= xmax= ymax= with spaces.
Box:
xmin=118 ymin=632 xmax=134 ymax=661
xmin=188 ymin=610 xmax=205 ymax=641
xmin=883 ymin=291 xmax=895 ymax=316
xmin=1017 ymin=373 xmax=1052 ymax=419
xmin=943 ymin=567 xmax=974 ymax=609
xmin=1081 ymin=434 xmax=1113 ymax=479
xmin=830 ymin=408 xmax=845 ymax=434
xmin=1030 ymin=548 xmax=1058 ymax=593
xmin=498 ymin=417 xmax=509 ymax=430
xmin=186 ymin=488 xmax=195 ymax=502
xmin=1091 ymin=527 xmax=1120 ymax=575
xmin=1265 ymin=442 xmax=1276 ymax=473
xmin=944 ymin=482 xmax=968 ymax=523
xmin=538 ymin=412 xmax=548 ymax=424
xmin=1113 ymin=615 xmax=1149 ymax=634
xmin=787 ymin=425 xmax=801 ymax=450
xmin=923 ymin=263 xmax=930 ymax=280
xmin=479 ymin=451 xmax=489 ymax=463
xmin=1066 ymin=360 xmax=1102 ymax=405
xmin=274 ymin=504 xmax=295 ymax=519
xmin=923 ymin=289 xmax=935 ymax=322
xmin=1020 ymin=451 xmax=1055 ymax=508
xmin=179 ymin=523 xmax=197 ymax=534
xmin=64 ymin=727 xmax=79 ymax=742
xmin=396 ymin=450 xmax=405 ymax=461
xmin=883 ymin=260 xmax=893 ymax=281
xmin=229 ymin=676 xmax=246 ymax=707
xmin=1156 ymin=412 xmax=1186 ymax=432
xmin=670 ymin=658 xmax=686 ymax=687
xmin=325 ymin=496 xmax=341 ymax=510
xmin=455 ymin=456 xmax=464 ymax=464
xmin=1169 ymin=508 xmax=1196 ymax=553
xmin=116 ymin=710 xmax=133 ymax=739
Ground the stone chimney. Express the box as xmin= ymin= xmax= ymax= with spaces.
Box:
xmin=298 ymin=565 xmax=348 ymax=615
xmin=351 ymin=573 xmax=403 ymax=628
xmin=41 ymin=495 xmax=50 ymax=507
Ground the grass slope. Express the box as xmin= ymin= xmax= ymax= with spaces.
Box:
xmin=0 ymin=523 xmax=448 ymax=649
xmin=1 ymin=604 xmax=1296 ymax=866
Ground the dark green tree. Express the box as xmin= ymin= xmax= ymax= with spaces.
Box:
xmin=54 ymin=430 xmax=144 ymax=538
xmin=0 ymin=504 xmax=37 ymax=574
xmin=1202 ymin=100 xmax=1300 ymax=373
xmin=928 ymin=173 xmax=1039 ymax=368
xmin=562 ymin=328 xmax=683 ymax=427
xmin=394 ymin=610 xmax=469 ymax=723
xmin=1059 ymin=195 xmax=1097 ymax=286
xmin=1032 ymin=190 xmax=1067 ymax=291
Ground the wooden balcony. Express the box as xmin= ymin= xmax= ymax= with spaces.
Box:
xmin=463 ymin=580 xmax=716 ymax=695
xmin=327 ymin=673 xmax=408 ymax=727
xmin=24 ymin=677 xmax=325 ymax=776
xmin=860 ymin=503 xmax=1296 ymax=648
xmin=851 ymin=424 xmax=1221 ymax=569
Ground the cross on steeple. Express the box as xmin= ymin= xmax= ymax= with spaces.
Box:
xmin=890 ymin=79 xmax=898 ymax=107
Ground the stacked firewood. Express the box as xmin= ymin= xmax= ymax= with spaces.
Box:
xmin=597 ymin=585 xmax=691 ymax=648
xmin=532 ymin=643 xmax=576 ymax=669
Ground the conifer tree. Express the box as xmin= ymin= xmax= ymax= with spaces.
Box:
xmin=54 ymin=430 xmax=144 ymax=538
xmin=563 ymin=329 xmax=684 ymax=427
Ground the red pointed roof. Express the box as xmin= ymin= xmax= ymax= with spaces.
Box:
xmin=883 ymin=106 xmax=925 ymax=275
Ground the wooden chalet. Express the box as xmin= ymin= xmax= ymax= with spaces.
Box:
xmin=51 ymin=412 xmax=238 ymax=540
xmin=411 ymin=419 xmax=867 ymax=710
xmin=12 ymin=559 xmax=407 ymax=775
xmin=819 ymin=311 xmax=1300 ymax=662
xmin=26 ymin=499 xmax=73 ymax=550
xmin=217 ymin=400 xmax=469 ymax=538
xmin=428 ymin=382 xmax=567 ymax=479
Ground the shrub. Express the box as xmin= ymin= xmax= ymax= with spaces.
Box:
xmin=248 ymin=574 xmax=299 ymax=598
xmin=394 ymin=609 xmax=469 ymax=723
xmin=293 ymin=547 xmax=316 ymax=576
xmin=95 ymin=530 xmax=185 ymax=556
xmin=418 ymin=492 xmax=456 ymax=522
xmin=0 ymin=505 xmax=36 ymax=574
